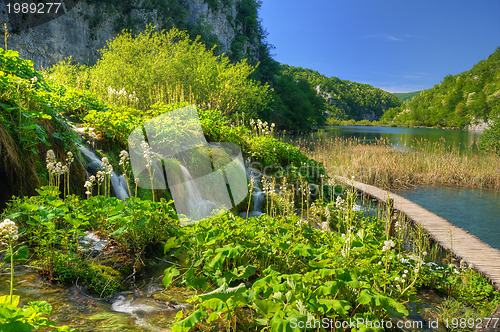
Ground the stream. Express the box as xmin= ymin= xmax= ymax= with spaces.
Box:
xmin=0 ymin=261 xmax=192 ymax=331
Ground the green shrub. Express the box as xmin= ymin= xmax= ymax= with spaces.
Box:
xmin=53 ymin=25 xmax=271 ymax=118
xmin=479 ymin=116 xmax=500 ymax=154
xmin=248 ymin=136 xmax=325 ymax=183
xmin=3 ymin=191 xmax=179 ymax=296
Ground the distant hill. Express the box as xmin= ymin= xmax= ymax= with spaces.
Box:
xmin=281 ymin=65 xmax=402 ymax=121
xmin=393 ymin=91 xmax=420 ymax=102
xmin=382 ymin=47 xmax=500 ymax=128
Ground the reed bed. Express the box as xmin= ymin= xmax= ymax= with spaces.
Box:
xmin=293 ymin=136 xmax=500 ymax=190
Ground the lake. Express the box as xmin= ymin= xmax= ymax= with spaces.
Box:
xmin=315 ymin=126 xmax=500 ymax=249
xmin=395 ymin=186 xmax=500 ymax=249
xmin=309 ymin=125 xmax=482 ymax=151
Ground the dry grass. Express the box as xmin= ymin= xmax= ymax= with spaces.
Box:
xmin=293 ymin=137 xmax=500 ymax=190
xmin=0 ymin=123 xmax=21 ymax=170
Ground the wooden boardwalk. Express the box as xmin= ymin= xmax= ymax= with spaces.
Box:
xmin=337 ymin=177 xmax=500 ymax=292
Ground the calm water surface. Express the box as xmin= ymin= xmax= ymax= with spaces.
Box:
xmin=310 ymin=126 xmax=481 ymax=150
xmin=395 ymin=186 xmax=500 ymax=250
xmin=312 ymin=126 xmax=499 ymax=249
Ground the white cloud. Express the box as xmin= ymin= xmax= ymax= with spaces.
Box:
xmin=362 ymin=33 xmax=403 ymax=42
xmin=361 ymin=33 xmax=426 ymax=42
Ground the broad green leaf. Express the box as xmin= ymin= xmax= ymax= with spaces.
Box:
xmin=164 ymin=237 xmax=180 ymax=253
xmin=163 ymin=267 xmax=181 ymax=288
xmin=356 ymin=289 xmax=373 ymax=305
xmin=292 ymin=243 xmax=313 ymax=257
xmin=109 ymin=225 xmax=127 ymax=237
xmin=207 ymin=251 xmax=227 ymax=269
xmin=198 ymin=282 xmax=246 ymax=303
xmin=0 ymin=295 xmax=20 ymax=306
xmin=318 ymin=268 xmax=336 ymax=278
xmin=200 ymin=298 xmax=224 ymax=311
xmin=175 ymin=310 xmax=184 ymax=321
xmin=183 ymin=268 xmax=208 ymax=290
xmin=253 ymin=299 xmax=282 ymax=317
xmin=373 ymin=295 xmax=408 ymax=317
xmin=315 ymin=281 xmax=339 ymax=296
xmin=270 ymin=313 xmax=292 ymax=332
xmin=172 ymin=309 xmax=206 ymax=332
xmin=317 ymin=299 xmax=351 ymax=317
xmin=0 ymin=321 xmax=33 ymax=332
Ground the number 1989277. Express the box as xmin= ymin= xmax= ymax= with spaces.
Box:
xmin=6 ymin=2 xmax=62 ymax=14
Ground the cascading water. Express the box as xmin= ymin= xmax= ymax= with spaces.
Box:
xmin=78 ymin=145 xmax=130 ymax=200
xmin=240 ymin=166 xmax=266 ymax=218
xmin=178 ymin=165 xmax=217 ymax=218
xmin=111 ymin=174 xmax=130 ymax=201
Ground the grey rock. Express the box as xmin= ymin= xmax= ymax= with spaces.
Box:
xmin=0 ymin=0 xmax=258 ymax=69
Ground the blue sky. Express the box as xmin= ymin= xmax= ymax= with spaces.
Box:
xmin=258 ymin=0 xmax=500 ymax=92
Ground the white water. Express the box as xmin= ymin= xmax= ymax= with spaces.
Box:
xmin=78 ymin=146 xmax=130 ymax=200
xmin=178 ymin=165 xmax=217 ymax=218
xmin=240 ymin=167 xmax=265 ymax=218
xmin=111 ymin=174 xmax=130 ymax=201
xmin=111 ymin=295 xmax=162 ymax=331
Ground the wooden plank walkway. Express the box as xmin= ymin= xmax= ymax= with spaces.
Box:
xmin=336 ymin=176 xmax=500 ymax=292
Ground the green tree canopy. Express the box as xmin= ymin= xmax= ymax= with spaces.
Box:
xmin=382 ymin=48 xmax=500 ymax=128
xmin=50 ymin=26 xmax=271 ymax=118
xmin=280 ymin=65 xmax=402 ymax=121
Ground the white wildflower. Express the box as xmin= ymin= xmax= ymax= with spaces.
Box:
xmin=65 ymin=151 xmax=74 ymax=165
xmin=119 ymin=150 xmax=129 ymax=167
xmin=296 ymin=219 xmax=307 ymax=226
xmin=0 ymin=219 xmax=19 ymax=245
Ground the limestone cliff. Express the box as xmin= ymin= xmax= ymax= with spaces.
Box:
xmin=0 ymin=0 xmax=261 ymax=69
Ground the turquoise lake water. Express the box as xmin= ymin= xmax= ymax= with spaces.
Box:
xmin=317 ymin=126 xmax=500 ymax=249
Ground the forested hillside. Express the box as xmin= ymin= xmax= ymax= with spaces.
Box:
xmin=382 ymin=48 xmax=500 ymax=128
xmin=393 ymin=91 xmax=420 ymax=102
xmin=281 ymin=65 xmax=402 ymax=121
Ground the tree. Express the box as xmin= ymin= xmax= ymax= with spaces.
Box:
xmin=479 ymin=116 xmax=500 ymax=154
xmin=66 ymin=26 xmax=271 ymax=118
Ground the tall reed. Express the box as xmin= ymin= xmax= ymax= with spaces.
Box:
xmin=293 ymin=136 xmax=500 ymax=190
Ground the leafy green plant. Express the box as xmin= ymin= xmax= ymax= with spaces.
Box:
xmin=0 ymin=218 xmax=73 ymax=331
xmin=479 ymin=115 xmax=500 ymax=154
xmin=52 ymin=26 xmax=271 ymax=118
xmin=3 ymin=186 xmax=180 ymax=296
xmin=164 ymin=194 xmax=442 ymax=331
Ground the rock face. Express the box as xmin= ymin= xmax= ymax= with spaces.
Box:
xmin=0 ymin=0 xmax=256 ymax=69
xmin=466 ymin=117 xmax=493 ymax=133
xmin=186 ymin=0 xmax=238 ymax=51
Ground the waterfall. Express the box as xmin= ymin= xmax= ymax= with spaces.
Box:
xmin=111 ymin=174 xmax=130 ymax=201
xmin=240 ymin=167 xmax=265 ymax=218
xmin=178 ymin=165 xmax=217 ymax=218
xmin=78 ymin=145 xmax=130 ymax=200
